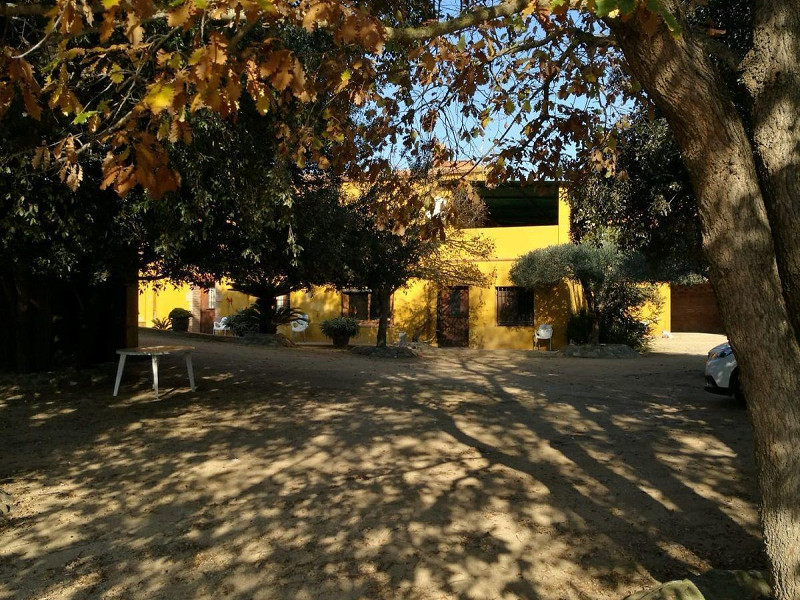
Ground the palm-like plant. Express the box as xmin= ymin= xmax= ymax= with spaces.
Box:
xmin=151 ymin=316 xmax=172 ymax=330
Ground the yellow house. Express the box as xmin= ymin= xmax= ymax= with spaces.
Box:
xmin=139 ymin=180 xmax=671 ymax=349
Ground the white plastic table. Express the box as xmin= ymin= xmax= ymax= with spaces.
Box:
xmin=113 ymin=345 xmax=196 ymax=399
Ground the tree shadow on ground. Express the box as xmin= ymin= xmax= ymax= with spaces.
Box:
xmin=0 ymin=336 xmax=763 ymax=600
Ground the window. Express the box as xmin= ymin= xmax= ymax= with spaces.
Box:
xmin=206 ymin=288 xmax=217 ymax=310
xmin=478 ymin=182 xmax=559 ymax=227
xmin=496 ymin=287 xmax=534 ymax=326
xmin=343 ymin=290 xmax=390 ymax=321
xmin=346 ymin=291 xmax=369 ymax=319
xmin=276 ymin=294 xmax=290 ymax=310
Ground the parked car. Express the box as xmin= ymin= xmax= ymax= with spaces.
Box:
xmin=704 ymin=342 xmax=743 ymax=401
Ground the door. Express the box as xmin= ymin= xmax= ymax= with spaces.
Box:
xmin=437 ymin=286 xmax=470 ymax=347
xmin=199 ymin=288 xmax=216 ymax=334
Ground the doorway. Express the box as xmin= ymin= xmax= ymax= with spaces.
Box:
xmin=436 ymin=286 xmax=470 ymax=347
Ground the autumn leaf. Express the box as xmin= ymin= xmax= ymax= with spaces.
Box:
xmin=167 ymin=0 xmax=194 ymax=28
xmin=271 ymin=68 xmax=292 ymax=92
xmin=144 ymin=82 xmax=176 ymax=114
xmin=124 ymin=13 xmax=142 ymax=44
xmin=32 ymin=145 xmax=47 ymax=169
xmin=302 ymin=2 xmax=337 ymax=31
xmin=255 ymin=92 xmax=271 ymax=114
xmin=0 ymin=83 xmax=13 ymax=120
xmin=72 ymin=110 xmax=98 ymax=124
xmin=100 ymin=8 xmax=116 ymax=42
xmin=21 ymin=87 xmax=42 ymax=120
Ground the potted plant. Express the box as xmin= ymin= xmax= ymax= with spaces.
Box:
xmin=168 ymin=308 xmax=193 ymax=332
xmin=151 ymin=316 xmax=172 ymax=331
xmin=320 ymin=316 xmax=360 ymax=348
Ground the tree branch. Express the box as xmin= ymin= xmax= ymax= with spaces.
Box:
xmin=385 ymin=0 xmax=535 ymax=43
xmin=384 ymin=0 xmax=586 ymax=43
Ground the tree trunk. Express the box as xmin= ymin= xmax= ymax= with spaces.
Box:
xmin=609 ymin=9 xmax=800 ymax=599
xmin=255 ymin=295 xmax=278 ymax=334
xmin=578 ymin=278 xmax=600 ymax=344
xmin=0 ymin=268 xmax=131 ymax=372
xmin=743 ymin=2 xmax=800 ymax=346
xmin=740 ymin=5 xmax=800 ymax=597
xmin=0 ymin=268 xmax=55 ymax=372
xmin=375 ymin=288 xmax=391 ymax=348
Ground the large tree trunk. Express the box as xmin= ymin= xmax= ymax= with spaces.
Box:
xmin=739 ymin=5 xmax=800 ymax=597
xmin=375 ymin=287 xmax=392 ymax=348
xmin=0 ymin=268 xmax=56 ymax=372
xmin=0 ymin=268 xmax=131 ymax=372
xmin=743 ymin=2 xmax=800 ymax=345
xmin=255 ymin=295 xmax=278 ymax=334
xmin=609 ymin=8 xmax=800 ymax=599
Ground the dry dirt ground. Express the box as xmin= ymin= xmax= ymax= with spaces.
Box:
xmin=1 ymin=332 xmax=764 ymax=600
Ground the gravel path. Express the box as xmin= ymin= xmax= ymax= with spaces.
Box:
xmin=0 ymin=331 xmax=761 ymax=600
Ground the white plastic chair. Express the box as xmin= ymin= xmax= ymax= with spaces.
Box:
xmin=291 ymin=313 xmax=309 ymax=342
xmin=213 ymin=316 xmax=230 ymax=335
xmin=534 ymin=324 xmax=553 ymax=351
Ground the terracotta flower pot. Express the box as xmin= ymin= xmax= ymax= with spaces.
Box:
xmin=172 ymin=317 xmax=190 ymax=332
xmin=332 ymin=334 xmax=351 ymax=348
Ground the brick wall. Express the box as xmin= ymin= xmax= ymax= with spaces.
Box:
xmin=671 ymin=283 xmax=725 ymax=334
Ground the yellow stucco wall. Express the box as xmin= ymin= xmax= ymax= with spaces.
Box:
xmin=276 ymin=209 xmax=581 ymax=349
xmin=642 ymin=283 xmax=671 ymax=337
xmin=139 ymin=186 xmax=673 ymax=349
xmin=138 ymin=281 xmax=192 ymax=327
xmin=215 ymin=281 xmax=256 ymax=319
xmin=138 ymin=280 xmax=256 ymax=329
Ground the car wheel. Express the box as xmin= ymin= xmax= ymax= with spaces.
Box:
xmin=730 ymin=369 xmax=745 ymax=404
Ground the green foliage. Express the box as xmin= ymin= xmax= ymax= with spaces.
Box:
xmin=168 ymin=308 xmax=193 ymax=320
xmin=274 ymin=307 xmax=308 ymax=328
xmin=566 ymin=309 xmax=595 ymax=346
xmin=226 ymin=306 xmax=261 ymax=337
xmin=144 ymin=106 xmax=334 ymax=285
xmin=142 ymin=105 xmax=355 ymax=336
xmin=508 ymin=244 xmax=572 ymax=288
xmin=510 ymin=243 xmax=619 ymax=291
xmin=512 ymin=242 xmax=656 ymax=349
xmin=568 ymin=112 xmax=704 ymax=282
xmin=151 ymin=317 xmax=172 ymax=330
xmin=334 ymin=190 xmax=493 ymax=347
xmin=336 ymin=196 xmax=430 ymax=296
xmin=226 ymin=304 xmax=308 ymax=337
xmin=0 ymin=111 xmax=144 ymax=281
xmin=320 ymin=317 xmax=360 ymax=339
xmin=597 ymin=280 xmax=661 ymax=351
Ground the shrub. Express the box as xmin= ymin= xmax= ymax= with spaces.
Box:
xmin=566 ymin=309 xmax=595 ymax=345
xmin=226 ymin=306 xmax=261 ymax=336
xmin=320 ymin=316 xmax=360 ymax=340
xmin=151 ymin=316 xmax=172 ymax=330
xmin=597 ymin=279 xmax=661 ymax=351
xmin=512 ymin=242 xmax=661 ymax=350
xmin=273 ymin=306 xmax=308 ymax=328
xmin=168 ymin=308 xmax=193 ymax=320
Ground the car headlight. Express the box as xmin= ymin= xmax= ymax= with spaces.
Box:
xmin=710 ymin=347 xmax=734 ymax=360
